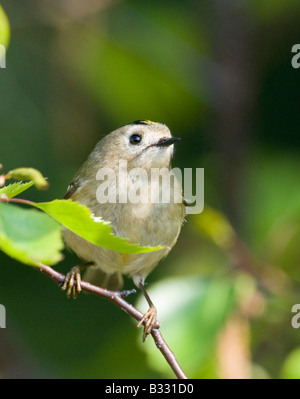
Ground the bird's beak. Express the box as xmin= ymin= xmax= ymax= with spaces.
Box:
xmin=155 ymin=137 xmax=181 ymax=147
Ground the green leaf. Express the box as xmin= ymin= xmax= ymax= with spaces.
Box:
xmin=0 ymin=181 xmax=34 ymax=198
xmin=7 ymin=167 xmax=49 ymax=190
xmin=0 ymin=203 xmax=64 ymax=266
xmin=33 ymin=199 xmax=163 ymax=254
xmin=0 ymin=5 xmax=10 ymax=48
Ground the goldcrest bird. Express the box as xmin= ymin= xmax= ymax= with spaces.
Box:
xmin=62 ymin=120 xmax=185 ymax=340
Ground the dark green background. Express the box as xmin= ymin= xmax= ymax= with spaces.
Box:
xmin=1 ymin=0 xmax=300 ymax=378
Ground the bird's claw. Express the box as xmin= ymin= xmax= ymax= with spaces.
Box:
xmin=137 ymin=305 xmax=158 ymax=342
xmin=61 ymin=266 xmax=82 ymax=299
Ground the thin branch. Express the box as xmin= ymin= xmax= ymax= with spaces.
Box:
xmin=38 ymin=263 xmax=188 ymax=379
xmin=0 ymin=197 xmax=34 ymax=205
xmin=1 ymin=196 xmax=187 ymax=377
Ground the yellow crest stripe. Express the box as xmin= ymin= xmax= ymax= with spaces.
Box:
xmin=130 ymin=120 xmax=157 ymax=125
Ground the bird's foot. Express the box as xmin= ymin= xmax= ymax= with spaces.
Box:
xmin=61 ymin=266 xmax=82 ymax=299
xmin=61 ymin=262 xmax=94 ymax=299
xmin=137 ymin=305 xmax=158 ymax=342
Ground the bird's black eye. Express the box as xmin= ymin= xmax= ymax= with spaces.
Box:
xmin=129 ymin=134 xmax=142 ymax=145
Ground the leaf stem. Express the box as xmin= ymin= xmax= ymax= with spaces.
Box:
xmin=0 ymin=197 xmax=35 ymax=205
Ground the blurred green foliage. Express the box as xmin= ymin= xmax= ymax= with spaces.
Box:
xmin=1 ymin=0 xmax=300 ymax=379
xmin=0 ymin=4 xmax=9 ymax=47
